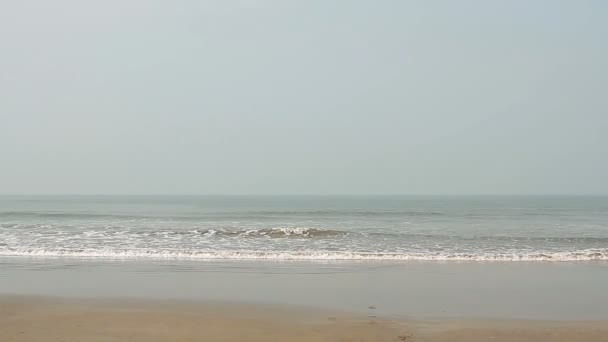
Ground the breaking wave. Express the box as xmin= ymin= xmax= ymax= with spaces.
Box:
xmin=188 ymin=227 xmax=345 ymax=238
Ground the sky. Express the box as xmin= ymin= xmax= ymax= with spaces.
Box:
xmin=1 ymin=1 xmax=607 ymax=195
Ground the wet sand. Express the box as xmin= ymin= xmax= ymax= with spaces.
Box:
xmin=1 ymin=296 xmax=608 ymax=342
xmin=3 ymin=259 xmax=608 ymax=320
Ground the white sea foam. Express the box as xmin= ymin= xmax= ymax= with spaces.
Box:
xmin=1 ymin=248 xmax=606 ymax=261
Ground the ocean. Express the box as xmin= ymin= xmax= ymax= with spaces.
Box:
xmin=1 ymin=195 xmax=607 ymax=262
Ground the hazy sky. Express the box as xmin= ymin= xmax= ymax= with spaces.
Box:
xmin=1 ymin=1 xmax=607 ymax=195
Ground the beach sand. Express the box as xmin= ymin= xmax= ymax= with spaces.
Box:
xmin=1 ymin=296 xmax=607 ymax=342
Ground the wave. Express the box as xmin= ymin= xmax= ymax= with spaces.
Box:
xmin=0 ymin=225 xmax=347 ymax=239
xmin=86 ymin=227 xmax=344 ymax=238
xmin=5 ymin=223 xmax=608 ymax=243
xmin=189 ymin=227 xmax=344 ymax=238
xmin=1 ymin=248 xmax=607 ymax=261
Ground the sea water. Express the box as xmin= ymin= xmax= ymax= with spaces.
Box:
xmin=1 ymin=195 xmax=607 ymax=261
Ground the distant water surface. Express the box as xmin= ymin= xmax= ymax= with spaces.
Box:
xmin=1 ymin=195 xmax=607 ymax=261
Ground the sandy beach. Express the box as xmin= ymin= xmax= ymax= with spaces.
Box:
xmin=1 ymin=296 xmax=607 ymax=342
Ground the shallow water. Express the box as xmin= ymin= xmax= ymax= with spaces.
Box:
xmin=2 ymin=195 xmax=608 ymax=319
xmin=2 ymin=258 xmax=608 ymax=320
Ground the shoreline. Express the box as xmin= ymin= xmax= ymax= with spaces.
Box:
xmin=2 ymin=295 xmax=608 ymax=342
xmin=3 ymin=258 xmax=608 ymax=320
